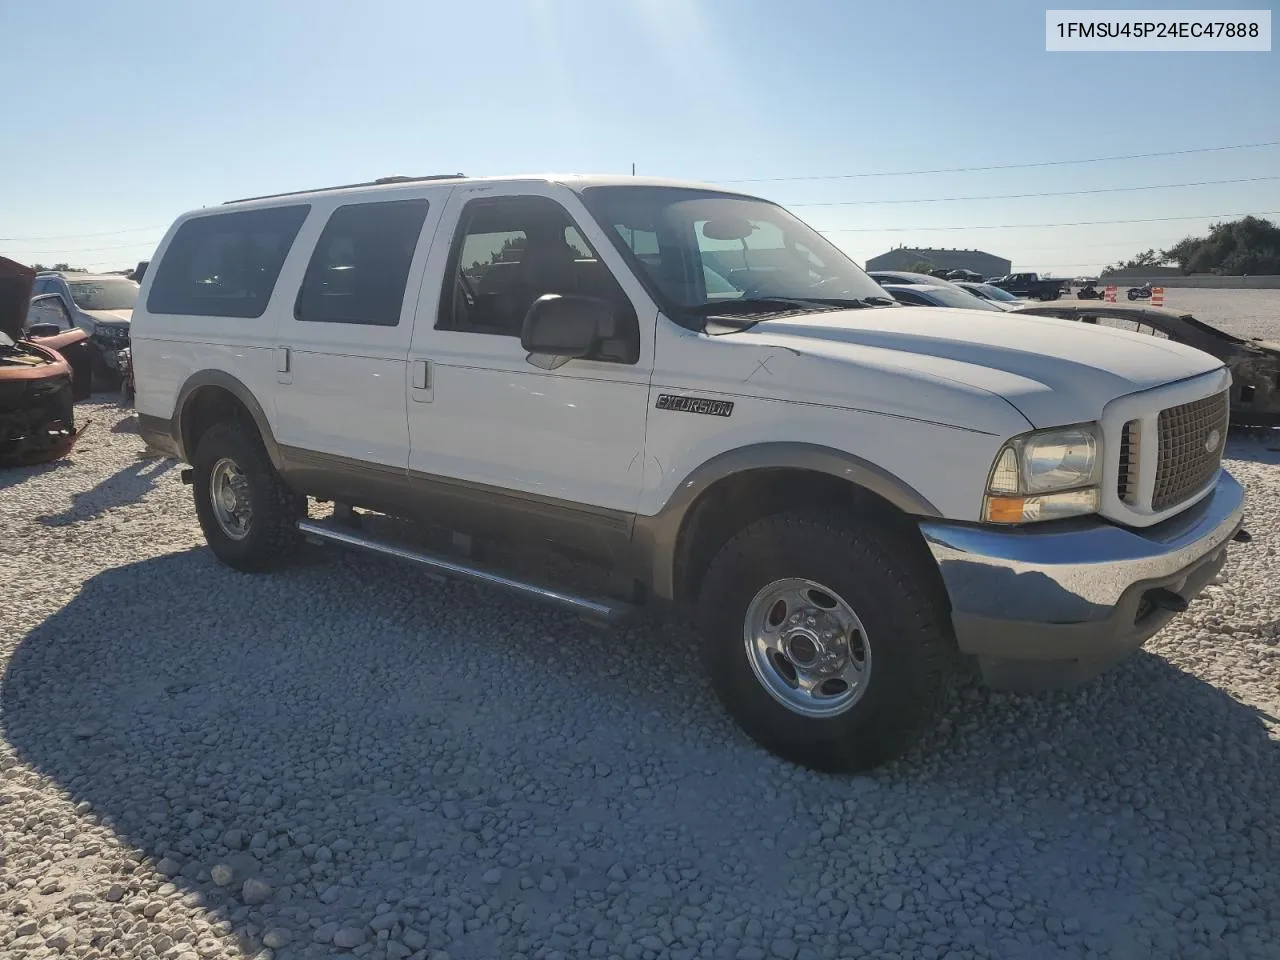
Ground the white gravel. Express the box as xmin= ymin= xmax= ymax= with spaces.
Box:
xmin=1 ymin=302 xmax=1278 ymax=960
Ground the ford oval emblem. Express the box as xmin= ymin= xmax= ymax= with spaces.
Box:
xmin=1205 ymin=428 xmax=1221 ymax=453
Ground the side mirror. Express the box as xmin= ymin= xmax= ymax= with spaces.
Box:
xmin=28 ymin=323 xmax=61 ymax=338
xmin=521 ymin=294 xmax=617 ymax=369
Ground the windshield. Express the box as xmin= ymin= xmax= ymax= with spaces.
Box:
xmin=579 ymin=186 xmax=890 ymax=324
xmin=973 ymin=283 xmax=1019 ymax=302
xmin=68 ymin=278 xmax=139 ymax=312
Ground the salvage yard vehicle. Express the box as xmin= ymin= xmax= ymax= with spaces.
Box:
xmin=132 ymin=174 xmax=1248 ymax=772
xmin=0 ymin=258 xmax=87 ymax=465
xmin=1013 ymin=301 xmax=1280 ymax=427
xmin=987 ymin=272 xmax=1064 ymax=301
xmin=30 ymin=270 xmax=138 ymax=387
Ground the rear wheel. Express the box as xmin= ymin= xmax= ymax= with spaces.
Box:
xmin=695 ymin=508 xmax=955 ymax=772
xmin=192 ymin=420 xmax=305 ymax=571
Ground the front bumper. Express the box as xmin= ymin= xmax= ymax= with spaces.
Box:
xmin=919 ymin=472 xmax=1245 ymax=688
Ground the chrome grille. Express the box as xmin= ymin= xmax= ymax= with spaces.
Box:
xmin=1117 ymin=420 xmax=1140 ymax=504
xmin=1151 ymin=391 xmax=1228 ymax=511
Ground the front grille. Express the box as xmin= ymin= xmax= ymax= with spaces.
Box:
xmin=1151 ymin=391 xmax=1229 ymax=511
xmin=1117 ymin=419 xmax=1139 ymax=504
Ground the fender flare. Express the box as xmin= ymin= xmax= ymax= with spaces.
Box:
xmin=174 ymin=370 xmax=282 ymax=468
xmin=631 ymin=441 xmax=942 ymax=601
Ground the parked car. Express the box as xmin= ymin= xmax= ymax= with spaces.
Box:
xmin=953 ymin=281 xmax=1033 ymax=311
xmin=1013 ymin=302 xmax=1280 ymax=427
xmin=133 ymin=173 xmax=1246 ymax=772
xmin=986 ymin=272 xmax=1064 ymax=301
xmin=0 ymin=257 xmax=88 ymax=465
xmin=879 ymin=282 xmax=1006 ymax=311
xmin=24 ymin=292 xmax=94 ymax=401
xmin=30 ymin=271 xmax=139 ymax=386
xmin=868 ymin=270 xmax=1008 ymax=308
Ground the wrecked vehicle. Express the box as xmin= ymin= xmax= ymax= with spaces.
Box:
xmin=0 ymin=257 xmax=87 ymax=465
xmin=1013 ymin=301 xmax=1280 ymax=427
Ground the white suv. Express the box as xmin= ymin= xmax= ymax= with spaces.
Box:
xmin=131 ymin=173 xmax=1246 ymax=772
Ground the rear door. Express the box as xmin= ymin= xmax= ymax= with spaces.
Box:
xmin=271 ymin=194 xmax=442 ymax=473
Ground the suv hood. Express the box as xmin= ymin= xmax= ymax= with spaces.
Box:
xmin=0 ymin=255 xmax=35 ymax=341
xmin=82 ymin=308 xmax=133 ymax=325
xmin=743 ymin=306 xmax=1225 ymax=427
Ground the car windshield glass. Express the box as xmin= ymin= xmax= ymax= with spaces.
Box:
xmin=918 ymin=286 xmax=1005 ymax=310
xmin=68 ymin=278 xmax=139 ymax=311
xmin=974 ymin=283 xmax=1019 ymax=301
xmin=579 ymin=186 xmax=889 ymax=321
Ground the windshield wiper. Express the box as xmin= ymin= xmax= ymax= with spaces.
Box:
xmin=695 ymin=296 xmax=889 ymax=316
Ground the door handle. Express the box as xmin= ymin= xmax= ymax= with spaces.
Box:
xmin=275 ymin=346 xmax=292 ymax=384
xmin=410 ymin=359 xmax=433 ymax=403
xmin=412 ymin=359 xmax=430 ymax=389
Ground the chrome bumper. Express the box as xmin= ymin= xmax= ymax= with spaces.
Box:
xmin=919 ymin=472 xmax=1245 ymax=682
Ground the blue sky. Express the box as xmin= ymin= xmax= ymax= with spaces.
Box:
xmin=1 ymin=0 xmax=1276 ymax=275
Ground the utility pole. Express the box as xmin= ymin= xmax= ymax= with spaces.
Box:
xmin=631 ymin=162 xmax=636 ymax=176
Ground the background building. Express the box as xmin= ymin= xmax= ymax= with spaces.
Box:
xmin=866 ymin=247 xmax=1012 ymax=278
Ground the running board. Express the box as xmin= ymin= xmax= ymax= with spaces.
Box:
xmin=297 ymin=519 xmax=633 ymax=624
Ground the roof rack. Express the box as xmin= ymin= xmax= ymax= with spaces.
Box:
xmin=223 ymin=173 xmax=467 ymax=205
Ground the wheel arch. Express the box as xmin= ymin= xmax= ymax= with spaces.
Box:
xmin=632 ymin=443 xmax=944 ymax=606
xmin=175 ymin=370 xmax=282 ymax=468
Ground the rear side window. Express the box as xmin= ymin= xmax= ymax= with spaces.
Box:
xmin=146 ymin=205 xmax=310 ymax=318
xmin=295 ymin=198 xmax=431 ymax=326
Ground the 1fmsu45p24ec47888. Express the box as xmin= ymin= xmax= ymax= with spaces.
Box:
xmin=130 ymin=173 xmax=1251 ymax=772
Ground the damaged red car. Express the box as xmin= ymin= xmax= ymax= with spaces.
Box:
xmin=0 ymin=256 xmax=91 ymax=465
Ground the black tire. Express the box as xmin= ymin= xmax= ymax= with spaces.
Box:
xmin=695 ymin=508 xmax=955 ymax=773
xmin=191 ymin=419 xmax=305 ymax=572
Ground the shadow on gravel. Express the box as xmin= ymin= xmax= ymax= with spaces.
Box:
xmin=37 ymin=457 xmax=175 ymax=527
xmin=0 ymin=458 xmax=73 ymax=491
xmin=4 ymin=547 xmax=1278 ymax=959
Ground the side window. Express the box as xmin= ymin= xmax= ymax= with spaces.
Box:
xmin=27 ymin=296 xmax=72 ymax=330
xmin=295 ymin=198 xmax=430 ymax=326
xmin=438 ymin=195 xmax=639 ymax=363
xmin=890 ymin=289 xmax=926 ymax=306
xmin=146 ymin=205 xmax=310 ymax=318
xmin=31 ymin=278 xmax=48 ymax=296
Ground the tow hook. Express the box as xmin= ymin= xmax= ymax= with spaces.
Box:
xmin=1232 ymin=528 xmax=1252 ymax=543
xmin=181 ymin=468 xmax=194 ymax=485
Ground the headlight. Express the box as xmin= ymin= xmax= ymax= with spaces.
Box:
xmin=983 ymin=423 xmax=1101 ymax=523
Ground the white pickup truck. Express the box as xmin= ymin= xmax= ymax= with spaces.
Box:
xmin=132 ymin=174 xmax=1247 ymax=772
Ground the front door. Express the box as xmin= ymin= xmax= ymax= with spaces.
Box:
xmin=404 ymin=186 xmax=654 ymax=557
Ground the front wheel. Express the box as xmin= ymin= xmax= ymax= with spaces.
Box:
xmin=695 ymin=509 xmax=955 ymax=772
xmin=192 ymin=420 xmax=305 ymax=572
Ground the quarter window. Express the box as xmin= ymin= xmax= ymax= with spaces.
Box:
xmin=146 ymin=205 xmax=310 ymax=318
xmin=295 ymin=198 xmax=431 ymax=326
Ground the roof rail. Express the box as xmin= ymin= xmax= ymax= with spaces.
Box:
xmin=223 ymin=173 xmax=467 ymax=205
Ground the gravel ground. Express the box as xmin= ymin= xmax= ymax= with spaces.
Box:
xmin=2 ymin=306 xmax=1278 ymax=960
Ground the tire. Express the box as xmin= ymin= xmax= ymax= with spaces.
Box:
xmin=695 ymin=508 xmax=955 ymax=773
xmin=191 ymin=419 xmax=305 ymax=572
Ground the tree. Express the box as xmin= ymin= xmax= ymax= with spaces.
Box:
xmin=909 ymin=260 xmax=934 ymax=274
xmin=30 ymin=262 xmax=87 ymax=273
xmin=1160 ymin=216 xmax=1280 ymax=275
xmin=1103 ymin=248 xmax=1169 ymax=273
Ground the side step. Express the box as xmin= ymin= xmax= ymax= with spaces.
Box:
xmin=297 ymin=519 xmax=633 ymax=624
